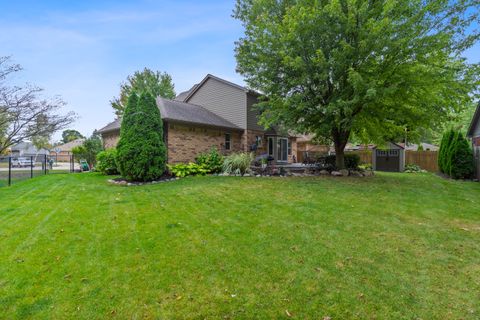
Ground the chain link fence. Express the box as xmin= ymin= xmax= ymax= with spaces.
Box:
xmin=0 ymin=155 xmax=77 ymax=187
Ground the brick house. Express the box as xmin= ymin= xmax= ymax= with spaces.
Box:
xmin=467 ymin=101 xmax=480 ymax=180
xmin=98 ymin=74 xmax=297 ymax=164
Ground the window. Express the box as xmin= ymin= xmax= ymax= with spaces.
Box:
xmin=268 ymin=137 xmax=274 ymax=156
xmin=389 ymin=150 xmax=399 ymax=156
xmin=225 ymin=133 xmax=231 ymax=150
xmin=277 ymin=138 xmax=288 ymax=161
xmin=287 ymin=139 xmax=291 ymax=155
xmin=255 ymin=136 xmax=263 ymax=147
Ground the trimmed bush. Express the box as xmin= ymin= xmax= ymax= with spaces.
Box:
xmin=96 ymin=149 xmax=118 ymax=175
xmin=223 ymin=152 xmax=254 ymax=175
xmin=195 ymin=147 xmax=224 ymax=173
xmin=325 ymin=154 xmax=360 ymax=170
xmin=448 ymin=132 xmax=474 ymax=179
xmin=116 ymin=92 xmax=167 ymax=182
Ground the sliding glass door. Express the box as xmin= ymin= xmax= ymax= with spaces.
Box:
xmin=277 ymin=138 xmax=288 ymax=162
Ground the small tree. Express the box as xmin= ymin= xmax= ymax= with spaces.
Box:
xmin=449 ymin=132 xmax=474 ymax=179
xmin=71 ymin=131 xmax=103 ymax=167
xmin=116 ymin=91 xmax=167 ymax=181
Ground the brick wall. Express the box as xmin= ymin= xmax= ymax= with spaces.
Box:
xmin=167 ymin=123 xmax=242 ymax=163
xmin=243 ymin=129 xmax=267 ymax=154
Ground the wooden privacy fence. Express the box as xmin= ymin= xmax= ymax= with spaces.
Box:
xmin=405 ymin=151 xmax=438 ymax=172
xmin=296 ymin=149 xmax=438 ymax=172
xmin=346 ymin=150 xmax=438 ymax=172
xmin=346 ymin=150 xmax=372 ymax=165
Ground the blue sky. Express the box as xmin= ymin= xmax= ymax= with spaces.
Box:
xmin=0 ymin=0 xmax=479 ymax=141
xmin=0 ymin=0 xmax=245 ymax=140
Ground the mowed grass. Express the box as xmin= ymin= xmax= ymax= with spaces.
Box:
xmin=0 ymin=173 xmax=479 ymax=319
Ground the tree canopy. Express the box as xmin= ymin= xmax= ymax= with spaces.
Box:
xmin=71 ymin=131 xmax=103 ymax=167
xmin=0 ymin=56 xmax=76 ymax=154
xmin=110 ymin=68 xmax=175 ymax=118
xmin=234 ymin=0 xmax=480 ymax=168
xmin=61 ymin=129 xmax=85 ymax=144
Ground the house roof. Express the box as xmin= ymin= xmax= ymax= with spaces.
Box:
xmin=467 ymin=101 xmax=480 ymax=138
xmin=11 ymin=141 xmax=50 ymax=154
xmin=157 ymin=98 xmax=241 ymax=130
xmin=174 ymin=84 xmax=199 ymax=102
xmin=373 ymin=142 xmax=405 ymax=150
xmin=54 ymin=139 xmax=85 ymax=152
xmin=98 ymin=97 xmax=241 ymax=134
xmin=403 ymin=142 xmax=439 ymax=151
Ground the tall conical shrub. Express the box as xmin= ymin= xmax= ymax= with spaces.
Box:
xmin=439 ymin=129 xmax=455 ymax=174
xmin=449 ymin=132 xmax=474 ymax=179
xmin=438 ymin=132 xmax=448 ymax=173
xmin=445 ymin=131 xmax=459 ymax=176
xmin=116 ymin=91 xmax=167 ymax=181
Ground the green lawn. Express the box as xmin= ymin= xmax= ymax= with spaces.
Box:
xmin=1 ymin=173 xmax=479 ymax=319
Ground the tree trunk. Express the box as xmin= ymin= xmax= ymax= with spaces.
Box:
xmin=335 ymin=143 xmax=345 ymax=170
xmin=332 ymin=129 xmax=349 ymax=170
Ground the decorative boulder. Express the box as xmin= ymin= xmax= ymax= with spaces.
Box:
xmin=339 ymin=169 xmax=349 ymax=176
xmin=331 ymin=171 xmax=342 ymax=176
xmin=319 ymin=170 xmax=330 ymax=175
xmin=363 ymin=170 xmax=374 ymax=177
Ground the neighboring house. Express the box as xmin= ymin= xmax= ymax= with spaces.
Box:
xmin=10 ymin=141 xmax=49 ymax=157
xmin=99 ymin=74 xmax=297 ymax=164
xmin=51 ymin=138 xmax=85 ymax=161
xmin=402 ymin=143 xmax=439 ymax=151
xmin=467 ymin=102 xmax=480 ymax=180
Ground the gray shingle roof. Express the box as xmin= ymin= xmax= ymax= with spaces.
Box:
xmin=174 ymin=84 xmax=199 ymax=102
xmin=98 ymin=97 xmax=241 ymax=133
xmin=158 ymin=98 xmax=240 ymax=130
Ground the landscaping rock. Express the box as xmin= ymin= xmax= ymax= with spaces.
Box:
xmin=350 ymin=170 xmax=363 ymax=177
xmin=243 ymin=173 xmax=251 ymax=177
xmin=339 ymin=169 xmax=349 ymax=176
xmin=363 ymin=170 xmax=374 ymax=177
xmin=331 ymin=171 xmax=342 ymax=176
xmin=319 ymin=170 xmax=330 ymax=176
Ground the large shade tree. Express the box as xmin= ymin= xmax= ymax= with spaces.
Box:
xmin=234 ymin=0 xmax=480 ymax=169
xmin=111 ymin=68 xmax=175 ymax=118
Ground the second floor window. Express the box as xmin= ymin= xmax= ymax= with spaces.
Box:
xmin=225 ymin=133 xmax=231 ymax=150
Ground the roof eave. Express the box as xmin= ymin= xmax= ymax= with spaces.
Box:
xmin=165 ymin=118 xmax=242 ymax=131
xmin=467 ymin=102 xmax=480 ymax=138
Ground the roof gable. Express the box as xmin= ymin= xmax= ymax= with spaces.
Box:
xmin=183 ymin=74 xmax=248 ymax=102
